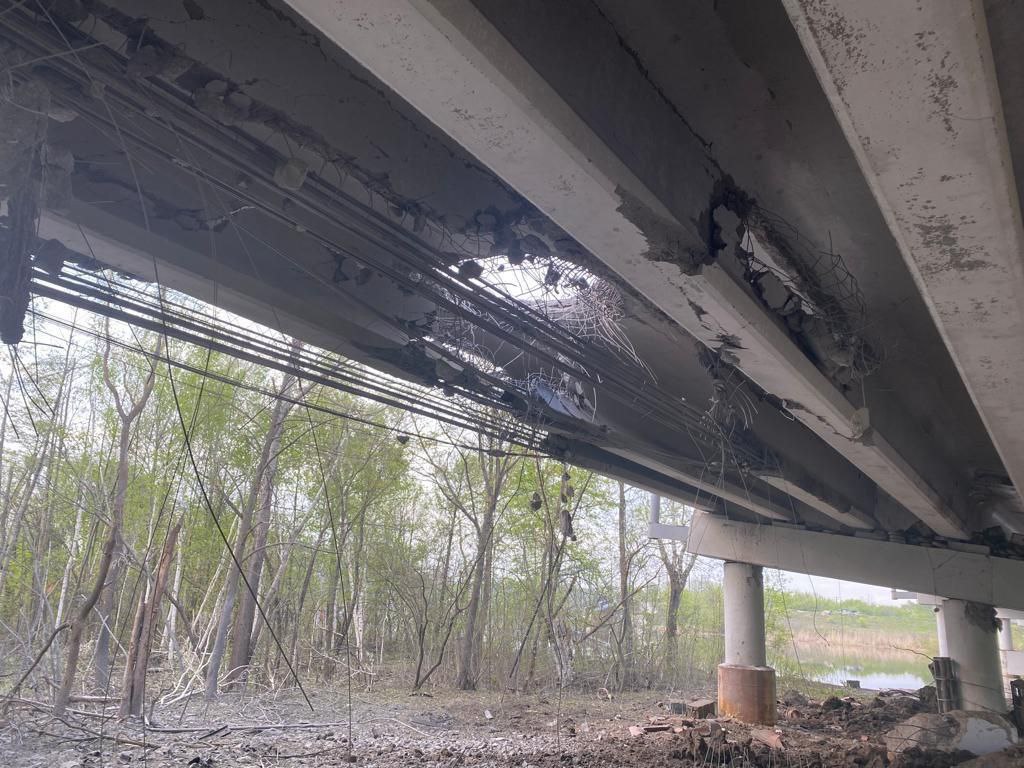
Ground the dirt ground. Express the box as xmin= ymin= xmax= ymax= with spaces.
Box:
xmin=1 ymin=683 xmax=1020 ymax=767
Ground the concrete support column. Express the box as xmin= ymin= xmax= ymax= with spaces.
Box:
xmin=718 ymin=562 xmax=775 ymax=723
xmin=723 ymin=562 xmax=767 ymax=666
xmin=939 ymin=599 xmax=1006 ymax=712
xmin=935 ymin=604 xmax=949 ymax=657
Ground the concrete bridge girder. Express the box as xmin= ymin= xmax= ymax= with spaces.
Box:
xmin=8 ymin=0 xmax=1023 ymax=542
xmin=0 ymin=0 xmax=895 ymax=533
xmin=784 ymin=0 xmax=1024 ymax=521
xmin=682 ymin=512 xmax=1024 ymax=612
xmin=280 ymin=0 xmax=988 ymax=539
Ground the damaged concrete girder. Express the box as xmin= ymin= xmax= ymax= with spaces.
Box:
xmin=604 ymin=446 xmax=792 ymax=523
xmin=282 ymin=0 xmax=970 ymax=538
xmin=34 ymin=207 xmax=427 ymax=381
xmin=684 ymin=512 xmax=1024 ymax=611
xmin=783 ymin=0 xmax=1024 ymax=509
xmin=1 ymin=0 xmax=806 ymax=526
xmin=756 ymin=473 xmax=872 ymax=530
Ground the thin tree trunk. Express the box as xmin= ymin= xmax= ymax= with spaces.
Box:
xmin=0 ymin=429 xmax=54 ymax=597
xmin=55 ymin=502 xmax=85 ymax=626
xmin=93 ymin=426 xmax=130 ymax=693
xmin=121 ymin=522 xmax=180 ymax=717
xmin=654 ymin=496 xmax=698 ymax=682
xmin=53 ymin=531 xmax=117 ymax=716
xmin=289 ymin=524 xmax=326 ymax=670
xmin=617 ymin=482 xmax=634 ymax=689
xmin=456 ymin=499 xmax=495 ymax=690
xmin=226 ymin=400 xmax=287 ymax=687
xmin=90 ymin=334 xmax=160 ymax=699
xmin=206 ymin=365 xmax=297 ymax=697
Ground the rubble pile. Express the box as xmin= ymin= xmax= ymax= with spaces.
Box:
xmin=626 ymin=688 xmax=1020 ymax=768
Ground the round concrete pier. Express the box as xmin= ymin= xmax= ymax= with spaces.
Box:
xmin=940 ymin=599 xmax=1006 ymax=712
xmin=718 ymin=562 xmax=776 ymax=723
xmin=723 ymin=562 xmax=767 ymax=666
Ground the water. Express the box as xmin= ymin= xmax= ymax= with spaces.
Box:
xmin=779 ymin=640 xmax=933 ymax=691
xmin=811 ymin=666 xmax=929 ymax=691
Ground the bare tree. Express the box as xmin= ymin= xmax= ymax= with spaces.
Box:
xmin=206 ymin=350 xmax=302 ymax=698
xmin=120 ymin=521 xmax=181 ymax=717
xmin=616 ymin=482 xmax=635 ymax=689
xmin=653 ymin=494 xmax=698 ymax=680
xmin=54 ymin=334 xmax=160 ymax=715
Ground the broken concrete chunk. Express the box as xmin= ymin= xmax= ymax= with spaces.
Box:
xmin=46 ymin=105 xmax=78 ymax=123
xmin=751 ymin=728 xmax=784 ymax=750
xmin=917 ymin=685 xmax=938 ymax=713
xmin=203 ymin=79 xmax=229 ymax=96
xmin=0 ymin=81 xmax=49 ymax=181
xmin=33 ymin=239 xmax=75 ymax=275
xmin=194 ymin=80 xmax=252 ymax=126
xmin=473 ymin=210 xmax=499 ymax=232
xmin=457 ymin=260 xmax=483 ymax=281
xmin=684 ymin=698 xmax=717 ymax=718
xmin=520 ymin=234 xmax=551 ymax=258
xmin=885 ymin=711 xmax=1018 ymax=758
xmin=225 ymin=91 xmax=253 ymax=113
xmin=821 ymin=695 xmax=851 ymax=712
xmin=273 ymin=158 xmax=309 ymax=192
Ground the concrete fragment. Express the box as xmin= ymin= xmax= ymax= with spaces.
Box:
xmin=885 ymin=711 xmax=1018 ymax=758
xmin=917 ymin=685 xmax=938 ymax=713
xmin=520 ymin=234 xmax=550 ymax=258
xmin=684 ymin=698 xmax=716 ymax=718
xmin=46 ymin=105 xmax=78 ymax=123
xmin=194 ymin=80 xmax=252 ymax=126
xmin=751 ymin=728 xmax=784 ymax=750
xmin=273 ymin=158 xmax=309 ymax=192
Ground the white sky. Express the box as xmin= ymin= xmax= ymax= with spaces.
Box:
xmin=779 ymin=571 xmax=894 ymax=604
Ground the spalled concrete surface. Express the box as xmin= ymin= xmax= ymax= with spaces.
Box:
xmin=783 ymin=0 xmax=1024 ymax=517
xmin=2 ymin=0 xmax=848 ymax=530
xmin=278 ymin=0 xmax=991 ymax=537
xmin=886 ymin=711 xmax=1018 ymax=756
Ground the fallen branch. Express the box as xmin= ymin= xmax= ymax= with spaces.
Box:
xmin=147 ymin=719 xmax=356 ymax=734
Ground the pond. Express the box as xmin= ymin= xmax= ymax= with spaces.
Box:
xmin=810 ymin=665 xmax=930 ymax=691
xmin=776 ymin=640 xmax=933 ymax=691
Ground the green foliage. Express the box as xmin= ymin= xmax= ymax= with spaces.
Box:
xmin=0 ymin=309 xmax=949 ymax=701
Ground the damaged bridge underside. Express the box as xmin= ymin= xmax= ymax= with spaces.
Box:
xmin=3 ymin=0 xmax=1024 ymax=587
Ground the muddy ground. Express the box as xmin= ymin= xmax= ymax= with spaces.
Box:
xmin=1 ymin=683 xmax=1020 ymax=767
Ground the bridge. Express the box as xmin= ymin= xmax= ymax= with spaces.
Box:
xmin=2 ymin=0 xmax=1023 ymax=722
